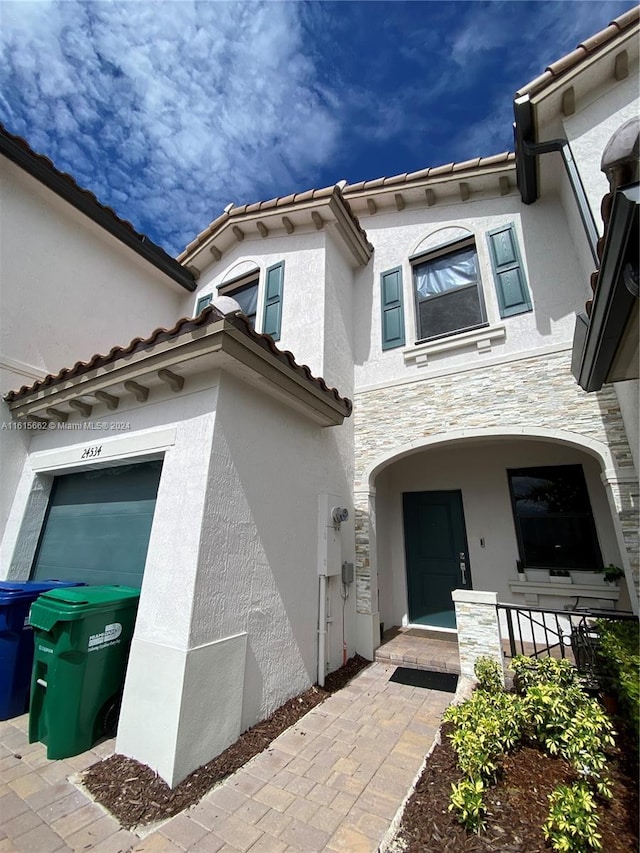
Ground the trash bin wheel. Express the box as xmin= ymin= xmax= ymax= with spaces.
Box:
xmin=98 ymin=694 xmax=121 ymax=739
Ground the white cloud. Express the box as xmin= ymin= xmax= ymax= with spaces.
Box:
xmin=0 ymin=0 xmax=341 ymax=253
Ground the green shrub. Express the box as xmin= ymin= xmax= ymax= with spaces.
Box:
xmin=511 ymin=654 xmax=580 ymax=693
xmin=595 ymin=619 xmax=640 ymax=735
xmin=543 ymin=781 xmax=602 ymax=852
xmin=448 ymin=777 xmax=487 ymax=833
xmin=522 ymin=683 xmax=615 ymax=796
xmin=474 ymin=656 xmax=504 ymax=693
xmin=444 ymin=690 xmax=523 ymax=780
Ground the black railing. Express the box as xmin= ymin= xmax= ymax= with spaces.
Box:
xmin=497 ymin=603 xmax=637 ymax=682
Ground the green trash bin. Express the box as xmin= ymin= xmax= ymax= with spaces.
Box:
xmin=29 ymin=585 xmax=140 ymax=759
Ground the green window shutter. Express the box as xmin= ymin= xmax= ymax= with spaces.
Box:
xmin=381 ymin=267 xmax=405 ymax=350
xmin=196 ymin=293 xmax=212 ymax=314
xmin=486 ymin=224 xmax=532 ymax=317
xmin=263 ymin=261 xmax=284 ymax=340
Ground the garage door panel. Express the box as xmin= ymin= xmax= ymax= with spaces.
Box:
xmin=31 ymin=462 xmax=162 ymax=588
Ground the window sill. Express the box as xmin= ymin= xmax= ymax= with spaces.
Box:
xmin=403 ymin=324 xmax=506 ymax=366
xmin=509 ymin=580 xmax=620 ymax=602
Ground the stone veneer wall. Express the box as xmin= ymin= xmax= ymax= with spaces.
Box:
xmin=451 ymin=590 xmax=505 ymax=683
xmin=352 ymin=349 xmax=639 ymax=619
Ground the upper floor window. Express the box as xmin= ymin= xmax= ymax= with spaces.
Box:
xmin=195 ymin=261 xmax=285 ymax=341
xmin=412 ymin=238 xmax=486 ymax=341
xmin=219 ymin=273 xmax=259 ymax=328
xmin=379 ymin=222 xmax=532 ymax=352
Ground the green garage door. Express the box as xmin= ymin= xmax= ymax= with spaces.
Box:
xmin=31 ymin=461 xmax=163 ymax=588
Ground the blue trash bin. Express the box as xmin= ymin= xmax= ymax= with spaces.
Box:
xmin=0 ymin=580 xmax=84 ymax=720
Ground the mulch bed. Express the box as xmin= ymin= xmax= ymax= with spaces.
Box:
xmin=82 ymin=654 xmax=369 ymax=829
xmin=394 ymin=719 xmax=639 ymax=853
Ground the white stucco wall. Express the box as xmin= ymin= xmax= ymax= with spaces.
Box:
xmin=192 ymin=372 xmax=355 ymax=733
xmin=375 ymin=438 xmax=627 ymax=632
xmin=0 ymin=158 xmax=185 ymax=541
xmin=184 ymin=232 xmax=329 ymax=381
xmin=1 ymin=159 xmax=183 ymax=378
xmin=352 ymin=194 xmax=588 ymax=390
xmin=562 ymin=73 xmax=640 ymax=226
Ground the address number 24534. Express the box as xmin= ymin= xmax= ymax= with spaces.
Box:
xmin=81 ymin=445 xmax=102 ymax=459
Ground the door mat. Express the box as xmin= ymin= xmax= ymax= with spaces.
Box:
xmin=389 ymin=667 xmax=458 ymax=693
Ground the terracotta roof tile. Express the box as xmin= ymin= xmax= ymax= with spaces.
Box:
xmin=424 ymin=162 xmax=455 ymax=177
xmin=517 ymin=6 xmax=640 ymax=97
xmin=406 ymin=167 xmax=432 ymax=181
xmin=178 ymin=184 xmax=372 ymax=262
xmin=452 ymin=157 xmax=482 ymax=173
xmin=4 ymin=307 xmax=352 ymax=415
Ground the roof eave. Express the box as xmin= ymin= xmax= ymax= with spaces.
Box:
xmin=572 ymin=182 xmax=639 ymax=391
xmin=0 ymin=129 xmax=196 ymax=292
xmin=5 ymin=319 xmax=351 ymax=427
xmin=180 ymin=190 xmax=373 ymax=272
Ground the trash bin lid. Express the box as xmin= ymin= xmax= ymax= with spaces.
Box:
xmin=34 ymin=585 xmax=140 ymax=614
xmin=0 ymin=580 xmax=83 ymax=605
xmin=29 ymin=585 xmax=140 ymax=632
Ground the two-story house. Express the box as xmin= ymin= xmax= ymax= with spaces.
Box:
xmin=1 ymin=8 xmax=638 ymax=786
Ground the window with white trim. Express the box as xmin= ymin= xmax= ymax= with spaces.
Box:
xmin=411 ymin=237 xmax=487 ymax=342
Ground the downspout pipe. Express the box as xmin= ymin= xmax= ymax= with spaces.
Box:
xmin=514 ymin=95 xmax=599 ymax=268
xmin=318 ymin=574 xmax=327 ymax=688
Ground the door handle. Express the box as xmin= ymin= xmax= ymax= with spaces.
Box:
xmin=459 ymin=553 xmax=467 ymax=585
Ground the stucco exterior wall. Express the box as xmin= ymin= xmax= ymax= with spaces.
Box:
xmin=352 ymin=194 xmax=588 ymax=390
xmin=1 ymin=159 xmax=183 ymax=379
xmin=562 ymin=73 xmax=640 ymax=225
xmin=0 ymin=159 xmax=184 ymax=542
xmin=615 ymin=379 xmax=639 ymax=476
xmin=191 ymin=373 xmax=355 ymax=734
xmin=185 ymin=232 xmax=329 ymax=381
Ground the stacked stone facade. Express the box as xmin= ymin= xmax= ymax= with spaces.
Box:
xmin=352 ymin=349 xmax=639 ymax=620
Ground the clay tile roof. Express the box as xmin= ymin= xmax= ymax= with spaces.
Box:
xmin=452 ymin=157 xmax=481 ymax=173
xmin=426 ymin=162 xmax=456 ymax=177
xmin=4 ymin=306 xmax=352 ymax=416
xmin=406 ymin=167 xmax=432 ymax=182
xmin=342 ymin=152 xmax=515 ymax=198
xmin=517 ymin=6 xmax=640 ymax=98
xmin=178 ymin=183 xmax=372 ymax=262
xmin=0 ymin=122 xmax=195 ymax=291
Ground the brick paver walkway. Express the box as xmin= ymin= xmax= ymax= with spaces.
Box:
xmin=0 ymin=662 xmax=452 ymax=852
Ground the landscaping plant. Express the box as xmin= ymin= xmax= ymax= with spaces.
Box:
xmin=543 ymin=781 xmax=602 ymax=852
xmin=595 ymin=618 xmax=640 ymax=736
xmin=444 ymin=654 xmax=618 ymax=851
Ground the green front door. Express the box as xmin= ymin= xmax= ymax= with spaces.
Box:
xmin=31 ymin=461 xmax=162 ymax=588
xmin=403 ymin=490 xmax=471 ymax=629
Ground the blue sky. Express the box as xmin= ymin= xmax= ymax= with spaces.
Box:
xmin=0 ymin=1 xmax=636 ymax=255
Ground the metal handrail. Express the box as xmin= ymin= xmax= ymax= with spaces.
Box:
xmin=497 ymin=602 xmax=637 ymax=662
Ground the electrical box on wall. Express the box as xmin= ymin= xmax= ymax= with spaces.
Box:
xmin=342 ymin=562 xmax=354 ymax=585
xmin=317 ymin=493 xmax=347 ymax=577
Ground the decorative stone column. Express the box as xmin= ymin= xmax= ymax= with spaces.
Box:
xmin=452 ymin=589 xmax=505 ymax=684
xmin=353 ymin=488 xmax=379 ymax=660
xmin=601 ymin=470 xmax=639 ymax=609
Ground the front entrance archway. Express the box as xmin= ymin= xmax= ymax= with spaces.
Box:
xmin=364 ymin=433 xmax=633 ymax=642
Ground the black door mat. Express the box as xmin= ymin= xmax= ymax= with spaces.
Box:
xmin=389 ymin=667 xmax=458 ymax=693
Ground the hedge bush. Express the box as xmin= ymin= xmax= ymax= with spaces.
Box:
xmin=595 ymin=619 xmax=640 ymax=735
